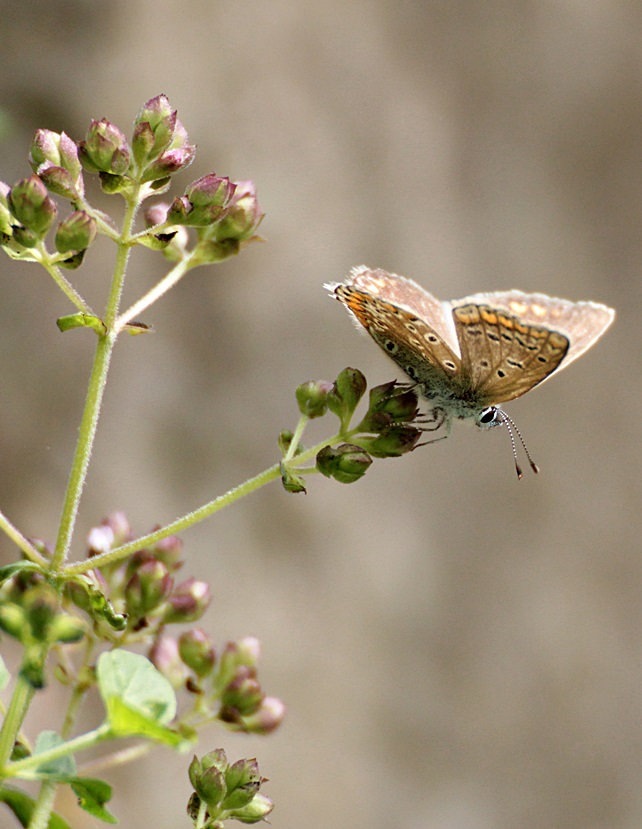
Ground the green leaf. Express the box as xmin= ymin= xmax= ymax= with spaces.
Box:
xmin=104 ymin=696 xmax=187 ymax=747
xmin=0 ymin=562 xmax=41 ymax=584
xmin=32 ymin=731 xmax=76 ymax=778
xmin=0 ymin=784 xmax=72 ymax=828
xmin=97 ymin=651 xmax=188 ymax=747
xmin=97 ymin=651 xmax=176 ymax=724
xmin=56 ymin=313 xmax=106 ymax=335
xmin=70 ymin=777 xmax=117 ymax=824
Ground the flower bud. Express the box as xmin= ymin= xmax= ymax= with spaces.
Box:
xmin=55 ymin=211 xmax=97 ymax=253
xmin=239 ymin=696 xmax=286 ymax=735
xmin=0 ymin=602 xmax=26 ymax=639
xmin=30 ymin=131 xmax=83 ymax=199
xmin=78 ymin=119 xmax=131 ymax=175
xmin=144 ymin=202 xmax=169 ymax=227
xmin=8 ymin=175 xmax=58 ymax=236
xmin=178 ymin=628 xmax=216 ymax=677
xmin=140 ymin=146 xmax=195 ymax=183
xmin=133 ymin=95 xmax=177 ymax=156
xmin=280 ymin=465 xmax=307 ymax=494
xmin=124 ymin=559 xmax=173 ymax=619
xmin=170 ymin=174 xmax=237 ymax=226
xmin=220 ymin=668 xmax=264 ymax=718
xmin=316 ymin=443 xmax=372 ymax=484
xmin=221 ymin=759 xmax=261 ymax=810
xmin=355 ymin=425 xmax=422 ymax=458
xmin=48 ymin=613 xmax=86 ymax=644
xmin=215 ymin=181 xmax=263 ymax=242
xmin=24 ymin=583 xmax=59 ymax=640
xmin=163 ymin=578 xmax=211 ymax=624
xmin=226 ymin=793 xmax=274 ymax=824
xmin=360 ymin=382 xmax=420 ymax=429
xmin=326 ymin=368 xmax=367 ymax=426
xmin=29 ymin=129 xmax=62 ymax=167
xmin=295 ymin=380 xmax=333 ymax=419
xmin=149 ymin=634 xmax=189 ymax=687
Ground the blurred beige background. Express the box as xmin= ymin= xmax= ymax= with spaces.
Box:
xmin=1 ymin=2 xmax=641 ymax=828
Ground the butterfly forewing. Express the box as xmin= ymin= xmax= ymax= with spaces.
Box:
xmin=453 ymin=303 xmax=570 ymax=403
xmin=458 ymin=291 xmax=615 ymax=368
xmin=333 ymin=282 xmax=464 ymax=395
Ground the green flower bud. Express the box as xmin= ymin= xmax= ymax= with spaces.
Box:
xmin=280 ymin=465 xmax=307 ymax=494
xmin=8 ymin=175 xmax=58 ymax=236
xmin=55 ymin=210 xmax=97 ymax=253
xmin=359 ymin=382 xmax=420 ymax=431
xmin=355 ymin=425 xmax=422 ymax=458
xmin=29 ymin=129 xmax=63 ymax=167
xmin=316 ymin=443 xmax=372 ymax=483
xmin=221 ymin=759 xmax=261 ymax=810
xmin=0 ymin=602 xmax=26 ymax=639
xmin=295 ymin=380 xmax=333 ymax=419
xmin=11 ymin=225 xmax=40 ymax=248
xmin=133 ymin=95 xmax=177 ymax=156
xmin=326 ymin=368 xmax=367 ymax=426
xmin=24 ymin=583 xmax=59 ymax=640
xmin=220 ymin=668 xmax=264 ymax=718
xmin=178 ymin=629 xmax=216 ymax=677
xmin=190 ymin=237 xmax=240 ymax=266
xmin=48 ymin=612 xmax=86 ymax=644
xmin=124 ymin=559 xmax=173 ymax=619
xmin=192 ymin=762 xmax=227 ymax=810
xmin=227 ymin=793 xmax=274 ymax=824
xmin=79 ymin=119 xmax=131 ymax=175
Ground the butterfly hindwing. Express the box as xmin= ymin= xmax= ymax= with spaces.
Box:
xmin=453 ymin=303 xmax=570 ymax=403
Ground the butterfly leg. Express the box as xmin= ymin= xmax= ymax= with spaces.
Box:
xmin=418 ymin=406 xmax=448 ymax=432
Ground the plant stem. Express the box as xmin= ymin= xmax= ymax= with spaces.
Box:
xmin=6 ymin=724 xmax=111 ymax=779
xmin=0 ymin=510 xmax=48 ymax=566
xmin=50 ymin=331 xmax=115 ymax=570
xmin=115 ymin=254 xmax=194 ymax=331
xmin=50 ymin=191 xmax=139 ymax=570
xmin=0 ymin=675 xmax=34 ymax=770
xmin=37 ymin=248 xmax=94 ymax=315
xmin=64 ymin=428 xmax=347 ymax=576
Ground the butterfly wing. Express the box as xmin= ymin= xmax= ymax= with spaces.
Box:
xmin=451 ymin=290 xmax=614 ymax=403
xmin=464 ymin=291 xmax=615 ymax=367
xmin=328 ymin=266 xmax=463 ymax=394
xmin=451 ymin=302 xmax=570 ymax=403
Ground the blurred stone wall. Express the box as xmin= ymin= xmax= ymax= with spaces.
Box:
xmin=0 ymin=2 xmax=640 ymax=828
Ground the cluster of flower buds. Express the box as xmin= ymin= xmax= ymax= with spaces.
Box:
xmin=187 ymin=749 xmax=273 ymax=826
xmin=280 ymin=368 xmax=423 ymax=492
xmin=1 ymin=94 xmax=263 ymax=273
xmin=69 ymin=512 xmax=211 ymax=637
xmin=0 ymin=574 xmax=85 ymax=688
xmin=150 ymin=632 xmax=286 ymax=736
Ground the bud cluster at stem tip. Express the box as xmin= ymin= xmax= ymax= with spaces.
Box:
xmin=2 ymin=93 xmax=265 ymax=273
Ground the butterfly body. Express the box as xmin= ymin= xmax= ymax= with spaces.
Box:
xmin=326 ymin=266 xmax=615 ymax=459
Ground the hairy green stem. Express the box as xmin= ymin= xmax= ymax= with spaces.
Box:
xmin=51 ymin=191 xmax=139 ymax=569
xmin=0 ymin=510 xmax=47 ymax=566
xmin=0 ymin=676 xmax=34 ymax=770
xmin=64 ymin=428 xmax=347 ymax=576
xmin=115 ymin=253 xmax=194 ymax=331
xmin=6 ymin=724 xmax=111 ymax=779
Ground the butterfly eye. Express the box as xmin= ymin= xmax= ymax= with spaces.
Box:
xmin=478 ymin=407 xmax=498 ymax=426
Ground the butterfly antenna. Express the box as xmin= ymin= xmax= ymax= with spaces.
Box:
xmin=496 ymin=410 xmax=539 ymax=478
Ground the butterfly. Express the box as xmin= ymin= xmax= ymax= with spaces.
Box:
xmin=326 ymin=266 xmax=615 ymax=477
